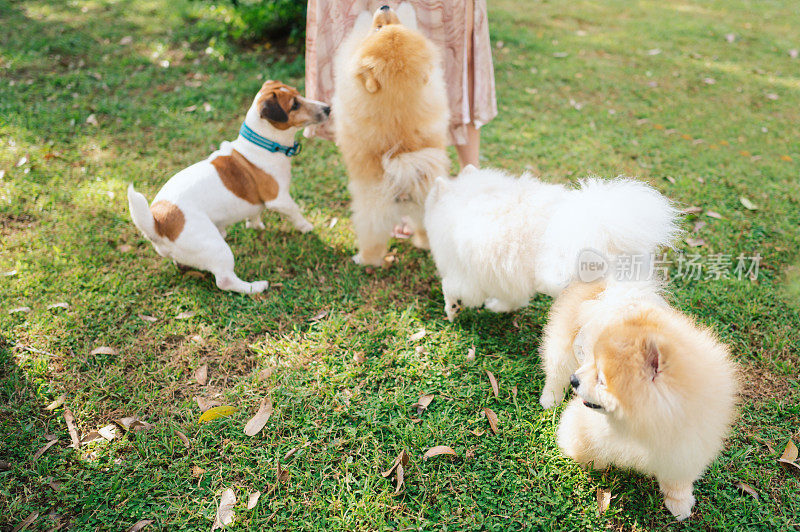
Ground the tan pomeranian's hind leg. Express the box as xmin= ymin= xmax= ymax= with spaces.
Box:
xmin=660 ymin=480 xmax=695 ymax=521
xmin=350 ymin=190 xmax=394 ymax=267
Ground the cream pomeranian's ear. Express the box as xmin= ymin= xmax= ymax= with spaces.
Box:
xmin=396 ymin=2 xmax=419 ymax=31
xmin=644 ymin=337 xmax=663 ymax=380
xmin=356 ymin=59 xmax=380 ymax=93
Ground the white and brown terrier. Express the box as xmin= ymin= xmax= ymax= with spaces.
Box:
xmin=128 ymin=81 xmax=330 ymax=293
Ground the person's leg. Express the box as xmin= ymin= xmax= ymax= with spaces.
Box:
xmin=455 ymin=0 xmax=480 ymax=170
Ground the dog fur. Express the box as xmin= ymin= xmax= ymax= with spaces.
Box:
xmin=424 ymin=166 xmax=680 ymax=320
xmin=540 ymin=279 xmax=739 ymax=520
xmin=128 ymin=81 xmax=329 ymax=293
xmin=333 ymin=4 xmax=450 ymax=266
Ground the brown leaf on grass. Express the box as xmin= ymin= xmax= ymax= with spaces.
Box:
xmin=195 ymin=397 xmax=221 ymax=412
xmin=138 ymin=314 xmax=158 ymax=323
xmin=682 ymin=206 xmax=703 ymax=214
xmin=0 ymin=460 xmax=10 ymax=471
xmin=32 ymin=439 xmax=59 ymax=461
xmin=484 ymin=408 xmax=499 ymax=435
xmin=117 ymin=244 xmax=133 ymax=253
xmin=244 ymin=397 xmax=273 ymax=436
xmin=258 ymin=367 xmax=274 ymax=380
xmin=512 ymin=386 xmax=518 ymax=402
xmin=80 ymin=431 xmax=105 ymax=445
xmin=381 ymin=450 xmax=410 ymax=478
xmin=211 ymin=488 xmax=236 ymax=530
xmin=706 ymin=210 xmax=723 ymax=219
xmin=194 ymin=364 xmax=208 ymax=386
xmin=309 ymin=310 xmax=328 ymax=322
xmin=778 ymin=440 xmax=800 ymax=475
xmin=734 ymin=481 xmax=759 ymax=500
xmin=90 ymin=346 xmax=118 ymax=356
xmin=45 ymin=394 xmax=66 ymax=411
xmin=247 ymin=491 xmax=261 ymax=510
xmin=394 ymin=463 xmax=405 ymax=495
xmin=8 ymin=307 xmax=31 ymax=314
xmin=126 ymin=519 xmax=153 ymax=532
xmin=739 ymin=197 xmax=758 ymax=211
xmin=352 ymin=352 xmax=366 ymax=364
xmin=98 ymin=424 xmax=117 ymax=441
xmin=276 ymin=462 xmax=289 ymax=483
xmin=466 ymin=346 xmax=475 ymax=362
xmin=47 ymin=302 xmax=69 ymax=310
xmin=175 ymin=430 xmax=190 ymax=449
xmin=597 ymin=487 xmax=612 ymax=514
xmin=175 ymin=311 xmax=195 ymax=319
xmin=485 ymin=370 xmax=499 ymax=398
xmin=693 ymin=220 xmax=707 ymax=233
xmin=470 ymin=429 xmax=485 ymax=437
xmin=116 ymin=417 xmax=154 ymax=433
xmin=685 ymin=237 xmax=706 ymax=248
xmin=413 ymin=394 xmax=434 ymax=416
xmin=665 ymin=176 xmax=676 ymax=184
xmin=11 ymin=511 xmax=39 ymax=532
xmin=423 ymin=446 xmax=457 ymax=460
xmin=63 ymin=407 xmax=81 ymax=448
xmin=191 ymin=465 xmax=205 ymax=478
xmin=408 ymin=328 xmax=426 ymax=341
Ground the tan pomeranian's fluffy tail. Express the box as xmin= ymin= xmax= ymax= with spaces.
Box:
xmin=381 ymin=147 xmax=450 ymax=203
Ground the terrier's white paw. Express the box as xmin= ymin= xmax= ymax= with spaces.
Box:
xmin=664 ymin=494 xmax=694 ymax=521
xmin=248 ymin=280 xmax=270 ymax=294
xmin=246 ymin=218 xmax=265 ymax=230
xmin=296 ymin=220 xmax=314 ymax=234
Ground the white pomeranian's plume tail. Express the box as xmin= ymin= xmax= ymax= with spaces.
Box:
xmin=537 ymin=177 xmax=681 ymax=294
xmin=127 ymin=184 xmax=158 ymax=241
xmin=381 ymin=147 xmax=450 ymax=203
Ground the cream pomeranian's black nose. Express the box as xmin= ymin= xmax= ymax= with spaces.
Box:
xmin=380 ymin=5 xmax=391 ymax=11
xmin=569 ymin=374 xmax=580 ymax=389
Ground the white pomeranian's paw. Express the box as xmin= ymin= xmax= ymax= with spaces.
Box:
xmin=485 ymin=297 xmax=514 ymax=313
xmin=539 ymin=387 xmax=559 ymax=409
xmin=352 ymin=253 xmax=384 ymax=267
xmin=664 ymin=493 xmax=694 ymax=521
xmin=444 ymin=298 xmax=462 ymax=322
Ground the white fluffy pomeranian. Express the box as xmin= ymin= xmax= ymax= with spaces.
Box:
xmin=424 ymin=166 xmax=680 ymax=320
xmin=540 ymin=279 xmax=739 ymax=520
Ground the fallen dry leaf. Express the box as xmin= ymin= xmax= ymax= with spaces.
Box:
xmin=63 ymin=407 xmax=81 ymax=448
xmin=90 ymin=346 xmax=118 ymax=356
xmin=470 ymin=428 xmax=485 ymax=437
xmin=247 ymin=491 xmax=261 ymax=510
xmin=138 ymin=314 xmax=158 ymax=323
xmin=258 ymin=367 xmax=274 ymax=380
xmin=212 ymin=488 xmax=236 ymax=530
xmin=98 ymin=424 xmax=117 ymax=441
xmin=47 ymin=302 xmax=69 ymax=310
xmin=32 ymin=439 xmax=59 ymax=461
xmin=175 ymin=430 xmax=190 ymax=449
xmin=512 ymin=386 xmax=518 ymax=402
xmin=86 ymin=114 xmax=98 ymax=126
xmin=484 ymin=408 xmax=499 ymax=435
xmin=16 ymin=156 xmax=28 ymax=167
xmin=423 ymin=446 xmax=457 ymax=460
xmin=739 ymin=197 xmax=758 ymax=211
xmin=413 ymin=394 xmax=434 ymax=416
xmin=119 ymin=35 xmax=133 ymax=45
xmin=45 ymin=394 xmax=66 ymax=411
xmin=485 ymin=370 xmax=499 ymax=398
xmin=734 ymin=481 xmax=759 ymax=500
xmin=682 ymin=206 xmax=703 ymax=215
xmin=353 ymin=352 xmax=366 ymax=364
xmin=466 ymin=346 xmax=475 ymax=362
xmin=309 ymin=310 xmax=328 ymax=322
xmin=666 ymin=176 xmax=676 ymax=184
xmin=685 ymin=237 xmax=706 ymax=248
xmin=8 ymin=307 xmax=31 ymax=314
xmin=276 ymin=462 xmax=289 ymax=483
xmin=116 ymin=417 xmax=154 ymax=433
xmin=381 ymin=450 xmax=410 ymax=478
xmin=394 ymin=463 xmax=405 ymax=495
xmin=706 ymin=210 xmax=723 ymax=219
xmin=80 ymin=431 xmax=105 ymax=445
xmin=408 ymin=328 xmax=426 ymax=342
xmin=199 ymin=405 xmax=238 ymax=424
xmin=0 ymin=460 xmax=9 ymax=471
xmin=328 ymin=217 xmax=338 ymax=229
xmin=192 ymin=465 xmax=205 ymax=478
xmin=195 ymin=397 xmax=221 ymax=412
xmin=117 ymin=244 xmax=133 ymax=252
xmin=693 ymin=220 xmax=707 ymax=233
xmin=175 ymin=311 xmax=195 ymax=319
xmin=126 ymin=520 xmax=153 ymax=532
xmin=244 ymin=397 xmax=273 ymax=436
xmin=597 ymin=487 xmax=612 ymax=514
xmin=12 ymin=512 xmax=39 ymax=532
xmin=194 ymin=364 xmax=209 ymax=386
xmin=778 ymin=440 xmax=800 ymax=475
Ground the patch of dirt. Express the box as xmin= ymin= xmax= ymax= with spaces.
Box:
xmin=0 ymin=213 xmax=38 ymax=236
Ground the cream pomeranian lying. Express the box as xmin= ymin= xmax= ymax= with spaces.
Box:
xmin=424 ymin=166 xmax=680 ymax=320
xmin=333 ymin=4 xmax=449 ymax=266
xmin=540 ymin=279 xmax=739 ymax=520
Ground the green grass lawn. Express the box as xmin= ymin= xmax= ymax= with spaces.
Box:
xmin=2 ymin=0 xmax=799 ymax=529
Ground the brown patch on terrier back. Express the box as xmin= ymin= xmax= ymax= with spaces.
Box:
xmin=150 ymin=200 xmax=185 ymax=241
xmin=211 ymin=149 xmax=279 ymax=205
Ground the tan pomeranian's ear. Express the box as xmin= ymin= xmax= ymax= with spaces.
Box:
xmin=356 ymin=59 xmax=380 ymax=93
xmin=643 ymin=337 xmax=663 ymax=380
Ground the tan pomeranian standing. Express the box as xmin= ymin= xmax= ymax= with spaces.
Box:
xmin=333 ymin=4 xmax=450 ymax=266
xmin=539 ymin=279 xmax=739 ymax=520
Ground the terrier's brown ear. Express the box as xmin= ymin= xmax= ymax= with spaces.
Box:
xmin=259 ymin=93 xmax=288 ymax=123
xmin=357 ymin=59 xmax=381 ymax=93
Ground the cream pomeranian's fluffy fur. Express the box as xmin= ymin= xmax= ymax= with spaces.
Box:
xmin=424 ymin=166 xmax=680 ymax=320
xmin=333 ymin=4 xmax=449 ymax=266
xmin=540 ymin=279 xmax=739 ymax=520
